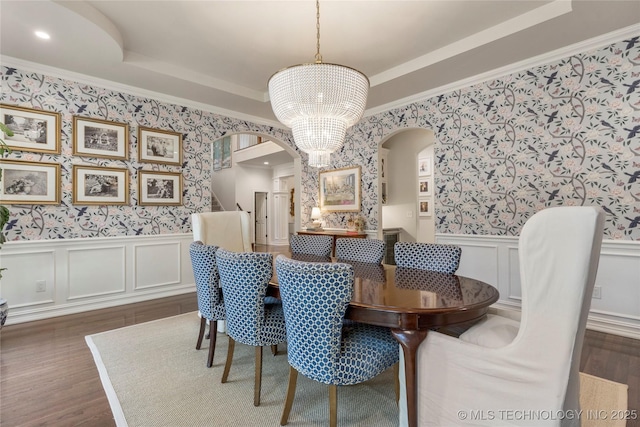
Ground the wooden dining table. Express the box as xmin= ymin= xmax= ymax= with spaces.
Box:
xmin=269 ymin=256 xmax=500 ymax=427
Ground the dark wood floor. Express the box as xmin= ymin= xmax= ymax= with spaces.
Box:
xmin=1 ymin=245 xmax=638 ymax=426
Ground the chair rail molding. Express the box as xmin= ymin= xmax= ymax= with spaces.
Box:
xmin=436 ymin=233 xmax=640 ymax=340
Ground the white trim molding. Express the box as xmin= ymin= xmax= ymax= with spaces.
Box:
xmin=437 ymin=233 xmax=640 ymax=340
xmin=366 ymin=23 xmax=640 ymax=117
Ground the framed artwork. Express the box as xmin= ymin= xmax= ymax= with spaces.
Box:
xmin=381 ymin=181 xmax=387 ymax=205
xmin=289 ymin=188 xmax=295 ymax=217
xmin=138 ymin=170 xmax=182 ymax=206
xmin=319 ymin=165 xmax=361 ymax=212
xmin=213 ymin=136 xmax=231 ymax=170
xmin=73 ymin=116 xmax=129 ymax=160
xmin=72 ymin=165 xmax=129 ymax=205
xmin=418 ymin=178 xmax=431 ymax=196
xmin=0 ymin=104 xmax=61 ymax=154
xmin=418 ymin=199 xmax=431 ymax=217
xmin=138 ymin=126 xmax=182 ymax=165
xmin=418 ymin=156 xmax=431 ymax=177
xmin=0 ymin=159 xmax=60 ymax=204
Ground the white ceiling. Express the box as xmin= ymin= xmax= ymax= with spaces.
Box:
xmin=1 ymin=0 xmax=639 ymax=128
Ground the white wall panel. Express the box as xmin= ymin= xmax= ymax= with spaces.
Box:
xmin=68 ymin=246 xmax=126 ymax=299
xmin=0 ymin=251 xmax=55 ymax=307
xmin=1 ymin=234 xmax=194 ymax=325
xmin=591 ymin=250 xmax=640 ymax=318
xmin=134 ymin=242 xmax=181 ymax=289
xmin=437 ymin=233 xmax=640 ymax=339
xmin=437 ymin=237 xmax=500 ymax=287
xmin=506 ymin=246 xmax=522 ymax=302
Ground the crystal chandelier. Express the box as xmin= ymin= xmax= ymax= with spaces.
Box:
xmin=268 ymin=0 xmax=369 ymax=168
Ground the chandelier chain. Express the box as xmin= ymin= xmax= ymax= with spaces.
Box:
xmin=315 ymin=0 xmax=322 ymax=63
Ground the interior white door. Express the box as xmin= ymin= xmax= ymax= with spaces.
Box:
xmin=255 ymin=192 xmax=268 ymax=245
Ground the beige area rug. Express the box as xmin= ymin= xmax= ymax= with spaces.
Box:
xmin=86 ymin=313 xmax=398 ymax=427
xmin=580 ymin=373 xmax=629 ymax=427
xmin=86 ymin=313 xmax=629 ymax=427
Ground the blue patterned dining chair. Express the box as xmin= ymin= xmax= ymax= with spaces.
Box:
xmin=335 ymin=238 xmax=385 ymax=264
xmin=189 ymin=241 xmax=226 ymax=368
xmin=289 ymin=234 xmax=333 ymax=257
xmin=275 ymin=255 xmax=399 ymax=427
xmin=215 ymin=249 xmax=287 ymax=407
xmin=393 ymin=242 xmax=462 ymax=273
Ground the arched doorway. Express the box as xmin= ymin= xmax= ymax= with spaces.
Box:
xmin=379 ymin=128 xmax=435 ymax=244
xmin=210 ymin=133 xmax=302 ymax=246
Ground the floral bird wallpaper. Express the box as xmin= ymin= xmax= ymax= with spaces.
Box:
xmin=1 ymin=34 xmax=639 ymax=241
xmin=323 ymin=35 xmax=640 ymax=240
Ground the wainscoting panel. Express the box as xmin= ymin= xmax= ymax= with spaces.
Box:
xmin=68 ymin=246 xmax=126 ymax=300
xmin=437 ymin=234 xmax=640 ymax=339
xmin=2 ymin=232 xmax=638 ymax=339
xmin=1 ymin=234 xmax=195 ymax=325
xmin=453 ymin=242 xmax=500 ymax=292
xmin=133 ymin=242 xmax=181 ymax=290
xmin=0 ymin=250 xmax=56 ymax=308
xmin=591 ymin=249 xmax=640 ymax=319
xmin=506 ymin=245 xmax=522 ymax=302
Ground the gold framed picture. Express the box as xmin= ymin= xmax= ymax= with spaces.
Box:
xmin=138 ymin=126 xmax=182 ymax=165
xmin=138 ymin=170 xmax=182 ymax=206
xmin=0 ymin=159 xmax=61 ymax=204
xmin=72 ymin=165 xmax=129 ymax=205
xmin=73 ymin=116 xmax=129 ymax=160
xmin=319 ymin=166 xmax=361 ymax=212
xmin=0 ymin=104 xmax=61 ymax=154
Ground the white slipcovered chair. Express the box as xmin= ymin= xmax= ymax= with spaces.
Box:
xmin=399 ymin=206 xmax=605 ymax=427
xmin=192 ymin=211 xmax=253 ymax=334
xmin=191 ymin=211 xmax=252 ymax=252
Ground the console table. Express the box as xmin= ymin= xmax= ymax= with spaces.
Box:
xmin=296 ymin=229 xmax=367 ymax=256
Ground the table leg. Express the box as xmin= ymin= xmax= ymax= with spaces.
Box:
xmin=391 ymin=329 xmax=429 ymax=427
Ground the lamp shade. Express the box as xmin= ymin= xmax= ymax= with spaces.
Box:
xmin=268 ymin=62 xmax=369 ymax=167
xmin=311 ymin=206 xmax=322 ymax=220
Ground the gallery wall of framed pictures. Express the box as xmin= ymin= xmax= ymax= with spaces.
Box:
xmin=1 ymin=103 xmax=185 ymax=207
xmin=417 ymin=155 xmax=432 ymax=217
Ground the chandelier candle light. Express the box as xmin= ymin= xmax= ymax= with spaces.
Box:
xmin=268 ymin=0 xmax=369 ymax=168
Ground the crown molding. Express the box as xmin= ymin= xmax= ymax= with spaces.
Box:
xmin=0 ymin=55 xmax=285 ymax=129
xmin=364 ymin=23 xmax=640 ymax=118
xmin=369 ymin=0 xmax=572 ymax=88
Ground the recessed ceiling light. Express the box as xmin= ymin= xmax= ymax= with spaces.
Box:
xmin=263 ymin=162 xmax=269 ymax=165
xmin=35 ymin=31 xmax=50 ymax=40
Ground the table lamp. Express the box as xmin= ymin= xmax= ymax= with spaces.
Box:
xmin=310 ymin=207 xmax=323 ymax=230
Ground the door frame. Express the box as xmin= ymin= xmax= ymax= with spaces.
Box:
xmin=254 ymin=191 xmax=268 ymax=245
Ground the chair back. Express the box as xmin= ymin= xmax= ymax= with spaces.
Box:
xmin=289 ymin=234 xmax=332 ymax=257
xmin=192 ymin=211 xmax=252 ymax=252
xmin=517 ymin=206 xmax=605 ymax=413
xmin=215 ymin=249 xmax=275 ymax=346
xmin=275 ymin=255 xmax=353 ymax=384
xmin=189 ymin=241 xmax=224 ymax=320
xmin=393 ymin=242 xmax=461 ymax=273
xmin=335 ymin=238 xmax=385 ymax=264
xmin=402 ymin=207 xmax=605 ymax=426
